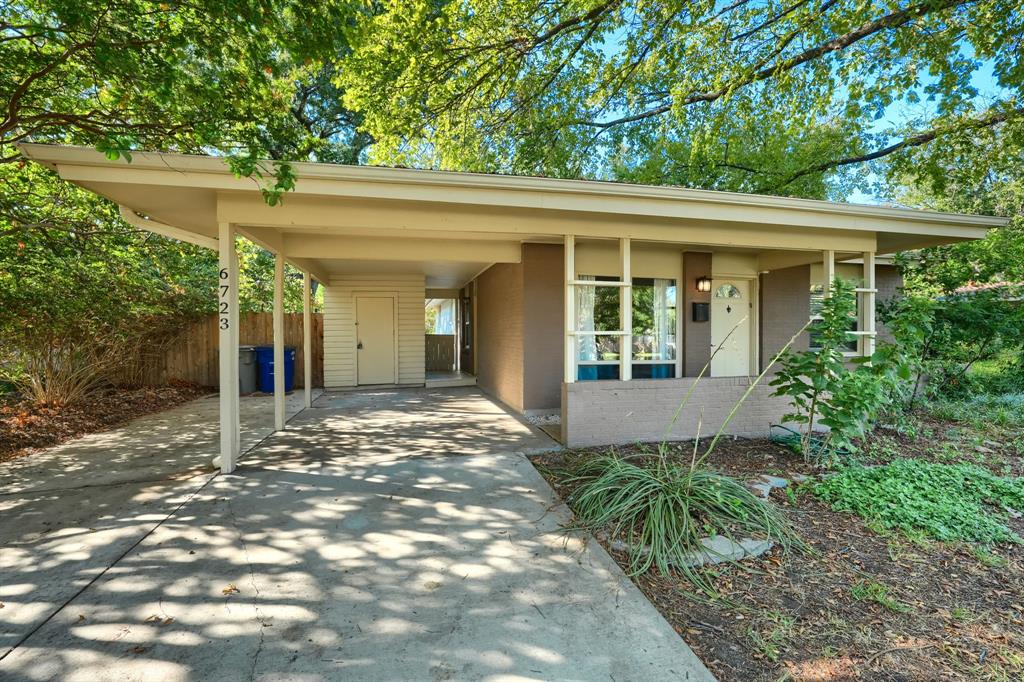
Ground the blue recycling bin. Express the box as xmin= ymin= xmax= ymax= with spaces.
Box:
xmin=255 ymin=346 xmax=295 ymax=393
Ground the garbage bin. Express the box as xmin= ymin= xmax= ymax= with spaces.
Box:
xmin=255 ymin=346 xmax=296 ymax=393
xmin=238 ymin=345 xmax=258 ymax=395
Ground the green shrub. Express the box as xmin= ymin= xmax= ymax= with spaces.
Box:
xmin=566 ymin=452 xmax=802 ymax=588
xmin=812 ymin=459 xmax=1024 ymax=544
xmin=927 ymin=393 xmax=1024 ymax=428
xmin=770 ymin=278 xmax=919 ymax=464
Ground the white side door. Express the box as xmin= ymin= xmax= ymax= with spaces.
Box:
xmin=710 ymin=280 xmax=751 ymax=377
xmin=356 ymin=296 xmax=396 ymax=385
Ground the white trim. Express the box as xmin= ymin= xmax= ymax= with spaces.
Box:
xmin=862 ymin=252 xmax=877 ymax=357
xmin=569 ymin=279 xmax=630 ymax=287
xmin=119 ymin=205 xmax=218 ymax=250
xmin=619 ymin=238 xmax=632 ymax=382
xmin=303 ymin=272 xmax=313 ymax=409
xmin=24 ymin=144 xmax=1003 ymax=233
xmin=217 ymin=222 xmax=239 ymax=474
xmin=564 ymin=235 xmax=576 ymax=383
xmin=273 ymin=253 xmax=286 ymax=431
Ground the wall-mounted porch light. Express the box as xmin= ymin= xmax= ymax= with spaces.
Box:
xmin=696 ymin=276 xmax=712 ymax=293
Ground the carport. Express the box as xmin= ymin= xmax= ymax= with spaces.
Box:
xmin=19 ymin=144 xmax=533 ymax=474
xmin=0 ymin=387 xmax=715 ymax=681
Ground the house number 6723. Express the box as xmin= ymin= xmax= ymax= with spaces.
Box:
xmin=219 ymin=268 xmax=230 ymax=329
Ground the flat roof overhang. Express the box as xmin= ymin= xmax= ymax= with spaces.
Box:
xmin=18 ymin=143 xmax=1006 ymax=286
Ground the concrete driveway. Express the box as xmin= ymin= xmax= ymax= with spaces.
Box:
xmin=1 ymin=387 xmax=714 ymax=681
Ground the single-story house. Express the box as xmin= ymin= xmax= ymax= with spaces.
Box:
xmin=19 ymin=144 xmax=1005 ymax=472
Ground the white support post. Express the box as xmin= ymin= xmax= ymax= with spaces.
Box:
xmin=273 ymin=253 xmax=286 ymax=431
xmin=564 ymin=235 xmax=576 ymax=383
xmin=822 ymin=250 xmax=835 ymax=296
xmin=231 ymin=249 xmax=240 ymax=457
xmin=217 ymin=222 xmax=239 ymax=474
xmin=862 ymin=251 xmax=876 ymax=357
xmin=619 ymin=237 xmax=632 ymax=381
xmin=303 ymin=272 xmax=313 ymax=409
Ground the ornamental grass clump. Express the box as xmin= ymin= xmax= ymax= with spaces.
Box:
xmin=565 ymin=318 xmax=810 ymax=590
xmin=567 ymin=451 xmax=801 ymax=586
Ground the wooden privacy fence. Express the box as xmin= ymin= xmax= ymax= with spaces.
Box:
xmin=425 ymin=334 xmax=456 ymax=371
xmin=159 ymin=313 xmax=324 ymax=388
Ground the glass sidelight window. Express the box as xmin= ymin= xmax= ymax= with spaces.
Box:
xmin=576 ymin=276 xmax=677 ymax=380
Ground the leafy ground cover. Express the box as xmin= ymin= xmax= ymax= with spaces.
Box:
xmin=0 ymin=384 xmax=210 ymax=463
xmin=532 ymin=407 xmax=1024 ymax=682
xmin=813 ymin=459 xmax=1024 ymax=544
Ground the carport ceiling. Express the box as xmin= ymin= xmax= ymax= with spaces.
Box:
xmin=312 ymin=259 xmax=490 ymax=288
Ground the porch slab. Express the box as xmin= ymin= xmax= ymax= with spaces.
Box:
xmin=0 ymin=388 xmax=714 ymax=681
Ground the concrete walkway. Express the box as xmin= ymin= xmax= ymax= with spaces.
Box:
xmin=1 ymin=387 xmax=714 ymax=681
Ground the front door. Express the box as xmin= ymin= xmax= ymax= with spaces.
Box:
xmin=710 ymin=279 xmax=751 ymax=377
xmin=356 ymin=296 xmax=396 ymax=385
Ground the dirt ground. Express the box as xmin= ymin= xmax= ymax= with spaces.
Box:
xmin=0 ymin=384 xmax=211 ymax=463
xmin=532 ymin=416 xmax=1024 ymax=682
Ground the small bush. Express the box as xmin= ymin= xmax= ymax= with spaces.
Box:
xmin=812 ymin=459 xmax=1024 ymax=544
xmin=567 ymin=451 xmax=802 ymax=588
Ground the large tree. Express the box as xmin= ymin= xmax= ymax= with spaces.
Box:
xmin=339 ymin=0 xmax=1024 ymax=198
xmin=2 ymin=1 xmax=364 ymax=165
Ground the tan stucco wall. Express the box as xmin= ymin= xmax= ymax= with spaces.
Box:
xmin=683 ymin=252 xmax=712 ymax=376
xmin=323 ymin=274 xmax=426 ymax=387
xmin=522 ymin=243 xmax=564 ymax=412
xmin=474 ymin=261 xmax=525 ymax=412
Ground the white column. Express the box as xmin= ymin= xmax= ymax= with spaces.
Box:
xmin=217 ymin=222 xmax=239 ymax=474
xmin=273 ymin=253 xmax=286 ymax=431
xmin=619 ymin=237 xmax=632 ymax=381
xmin=564 ymin=235 xmax=576 ymax=383
xmin=822 ymin=250 xmax=835 ymax=297
xmin=862 ymin=251 xmax=877 ymax=357
xmin=303 ymin=271 xmax=313 ymax=409
xmin=231 ymin=249 xmax=240 ymax=457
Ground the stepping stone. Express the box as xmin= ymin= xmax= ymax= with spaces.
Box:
xmin=606 ymin=536 xmax=775 ymax=568
xmin=748 ymin=482 xmax=772 ymax=499
xmin=759 ymin=475 xmax=790 ymax=488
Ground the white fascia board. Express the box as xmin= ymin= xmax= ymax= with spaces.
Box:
xmin=21 ymin=143 xmax=1006 ymax=240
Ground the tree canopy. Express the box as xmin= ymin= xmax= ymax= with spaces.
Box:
xmin=339 ymin=0 xmax=1024 ymax=198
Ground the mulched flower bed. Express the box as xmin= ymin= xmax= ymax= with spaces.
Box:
xmin=531 ymin=431 xmax=1024 ymax=682
xmin=0 ymin=384 xmax=212 ymax=463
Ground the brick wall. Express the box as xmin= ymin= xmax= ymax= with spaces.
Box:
xmin=760 ymin=265 xmax=810 ymax=370
xmin=475 ymin=261 xmax=525 ymax=412
xmin=875 ymin=264 xmax=902 ymax=344
xmin=522 ymin=243 xmax=564 ymax=411
xmin=562 ymin=377 xmax=794 ymax=447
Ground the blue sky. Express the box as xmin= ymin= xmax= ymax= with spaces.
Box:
xmin=845 ymin=58 xmax=1007 ymax=205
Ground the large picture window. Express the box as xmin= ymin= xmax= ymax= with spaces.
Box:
xmin=576 ymin=276 xmax=677 ymax=381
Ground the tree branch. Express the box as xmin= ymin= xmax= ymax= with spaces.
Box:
xmin=572 ymin=0 xmax=972 ymax=129
xmin=773 ymin=104 xmax=1024 ymax=189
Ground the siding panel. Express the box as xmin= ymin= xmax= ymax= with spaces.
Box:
xmin=324 ymin=274 xmax=426 ymax=387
